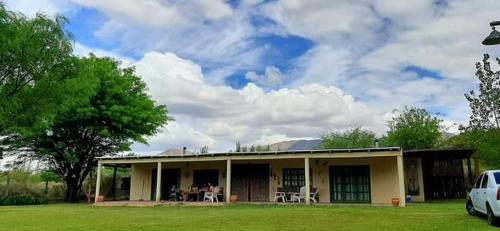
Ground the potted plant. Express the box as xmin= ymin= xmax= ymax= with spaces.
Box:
xmin=230 ymin=195 xmax=238 ymax=203
xmin=391 ymin=197 xmax=399 ymax=207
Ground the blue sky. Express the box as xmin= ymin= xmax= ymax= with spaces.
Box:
xmin=4 ymin=0 xmax=500 ymax=153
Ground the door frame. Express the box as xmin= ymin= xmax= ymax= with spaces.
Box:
xmin=151 ymin=168 xmax=181 ymax=201
xmin=329 ymin=165 xmax=371 ymax=203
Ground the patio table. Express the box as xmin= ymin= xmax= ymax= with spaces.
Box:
xmin=183 ymin=191 xmax=200 ymax=202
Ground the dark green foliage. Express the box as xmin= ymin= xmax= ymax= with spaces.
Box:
xmin=13 ymin=56 xmax=170 ymax=202
xmin=320 ymin=127 xmax=376 ymax=149
xmin=442 ymin=130 xmax=500 ymax=169
xmin=0 ymin=3 xmax=74 ymax=134
xmin=464 ymin=54 xmax=500 ymax=130
xmin=383 ymin=107 xmax=443 ymax=150
xmin=0 ymin=194 xmax=47 ymax=206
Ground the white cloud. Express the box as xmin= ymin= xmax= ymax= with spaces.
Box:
xmin=4 ymin=0 xmax=77 ymax=17
xmin=245 ymin=65 xmax=286 ymax=88
xmin=71 ymin=0 xmax=232 ymax=28
xmin=131 ymin=51 xmax=383 ymax=152
xmin=262 ymin=0 xmax=500 ymax=131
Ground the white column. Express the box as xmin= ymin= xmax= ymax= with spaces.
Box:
xmin=155 ymin=162 xmax=162 ymax=203
xmin=226 ymin=159 xmax=231 ymax=202
xmin=304 ymin=157 xmax=311 ymax=205
xmin=397 ymin=154 xmax=406 ymax=207
xmin=94 ymin=162 xmax=102 ymax=204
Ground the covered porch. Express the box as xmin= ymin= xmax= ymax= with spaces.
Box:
xmin=95 ymin=147 xmax=406 ymax=207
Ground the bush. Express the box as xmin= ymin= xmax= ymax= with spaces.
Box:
xmin=0 ymin=194 xmax=47 ymax=206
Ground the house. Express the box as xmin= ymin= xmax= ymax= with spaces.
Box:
xmin=94 ymin=144 xmax=473 ymax=206
xmin=95 ymin=147 xmax=407 ymax=206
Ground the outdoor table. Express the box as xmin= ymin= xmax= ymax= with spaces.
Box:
xmin=183 ymin=191 xmax=200 ymax=201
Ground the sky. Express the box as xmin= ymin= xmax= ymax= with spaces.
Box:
xmin=4 ymin=0 xmax=500 ymax=154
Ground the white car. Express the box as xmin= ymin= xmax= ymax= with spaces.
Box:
xmin=467 ymin=170 xmax=500 ymax=226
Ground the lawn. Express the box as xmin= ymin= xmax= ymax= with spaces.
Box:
xmin=0 ymin=200 xmax=492 ymax=231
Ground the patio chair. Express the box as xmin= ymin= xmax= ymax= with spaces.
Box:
xmin=290 ymin=186 xmax=306 ymax=203
xmin=310 ymin=188 xmax=319 ymax=204
xmin=203 ymin=186 xmax=220 ymax=203
xmin=273 ymin=188 xmax=286 ymax=203
xmin=291 ymin=186 xmax=318 ymax=204
xmin=216 ymin=186 xmax=224 ymax=201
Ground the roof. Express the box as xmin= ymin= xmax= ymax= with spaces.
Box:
xmin=98 ymin=147 xmax=401 ymax=161
xmin=288 ymin=140 xmax=322 ymax=150
xmin=403 ymin=148 xmax=474 ymax=158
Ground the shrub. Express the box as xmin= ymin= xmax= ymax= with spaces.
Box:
xmin=0 ymin=194 xmax=47 ymax=206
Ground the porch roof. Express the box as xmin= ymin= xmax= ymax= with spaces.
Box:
xmin=403 ymin=148 xmax=474 ymax=158
xmin=97 ymin=147 xmax=401 ymax=164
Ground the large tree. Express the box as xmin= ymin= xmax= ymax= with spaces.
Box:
xmin=383 ymin=107 xmax=443 ymax=150
xmin=320 ymin=127 xmax=377 ymax=149
xmin=0 ymin=3 xmax=74 ymax=134
xmin=12 ymin=56 xmax=170 ymax=202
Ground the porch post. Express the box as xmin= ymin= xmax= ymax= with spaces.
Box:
xmin=94 ymin=162 xmax=102 ymax=204
xmin=397 ymin=154 xmax=406 ymax=207
xmin=467 ymin=157 xmax=473 ymax=185
xmin=304 ymin=157 xmax=311 ymax=205
xmin=112 ymin=165 xmax=117 ymax=201
xmin=226 ymin=159 xmax=231 ymax=202
xmin=155 ymin=162 xmax=162 ymax=203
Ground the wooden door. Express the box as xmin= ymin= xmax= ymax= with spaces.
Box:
xmin=249 ymin=164 xmax=269 ymax=201
xmin=231 ymin=164 xmax=269 ymax=202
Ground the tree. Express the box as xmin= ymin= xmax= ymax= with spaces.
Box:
xmin=445 ymin=54 xmax=500 ymax=170
xmin=320 ymin=127 xmax=376 ymax=149
xmin=464 ymin=54 xmax=500 ymax=130
xmin=383 ymin=107 xmax=443 ymax=150
xmin=441 ymin=130 xmax=500 ymax=172
xmin=11 ymin=56 xmax=170 ymax=202
xmin=0 ymin=3 xmax=74 ymax=134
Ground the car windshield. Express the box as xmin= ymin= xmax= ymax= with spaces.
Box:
xmin=494 ymin=172 xmax=500 ymax=184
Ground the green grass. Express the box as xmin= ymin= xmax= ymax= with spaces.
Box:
xmin=0 ymin=200 xmax=492 ymax=231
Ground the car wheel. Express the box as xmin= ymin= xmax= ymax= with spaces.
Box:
xmin=487 ymin=204 xmax=500 ymax=226
xmin=466 ymin=199 xmax=477 ymax=216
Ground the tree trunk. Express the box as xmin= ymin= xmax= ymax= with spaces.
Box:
xmin=65 ymin=177 xmax=80 ymax=202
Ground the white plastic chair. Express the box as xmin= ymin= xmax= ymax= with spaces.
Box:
xmin=290 ymin=186 xmax=306 ymax=203
xmin=273 ymin=189 xmax=286 ymax=203
xmin=203 ymin=186 xmax=220 ymax=203
xmin=291 ymin=186 xmax=318 ymax=204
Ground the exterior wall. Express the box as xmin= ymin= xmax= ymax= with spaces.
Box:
xmin=404 ymin=157 xmax=425 ymax=202
xmin=312 ymin=157 xmax=401 ymax=205
xmin=130 ymin=163 xmax=154 ymax=200
xmin=256 ymin=156 xmax=401 ymax=205
xmin=127 ymin=156 xmax=403 ymax=205
xmin=129 ymin=161 xmax=227 ymax=201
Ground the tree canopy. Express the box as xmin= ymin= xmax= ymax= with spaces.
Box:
xmin=0 ymin=3 xmax=74 ymax=134
xmin=464 ymin=54 xmax=500 ymax=130
xmin=12 ymin=56 xmax=170 ymax=201
xmin=383 ymin=107 xmax=443 ymax=150
xmin=320 ymin=127 xmax=376 ymax=149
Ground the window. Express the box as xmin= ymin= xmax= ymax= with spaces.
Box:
xmin=481 ymin=174 xmax=489 ymax=188
xmin=494 ymin=173 xmax=500 ymax=184
xmin=474 ymin=174 xmax=483 ymax=189
xmin=193 ymin=170 xmax=219 ymax=187
xmin=282 ymin=168 xmax=312 ymax=188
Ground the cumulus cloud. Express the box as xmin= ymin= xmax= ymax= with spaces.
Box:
xmin=131 ymin=52 xmax=382 ymax=153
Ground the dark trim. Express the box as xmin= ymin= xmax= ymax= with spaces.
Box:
xmin=403 ymin=148 xmax=474 ymax=158
xmin=98 ymin=147 xmax=401 ymax=160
